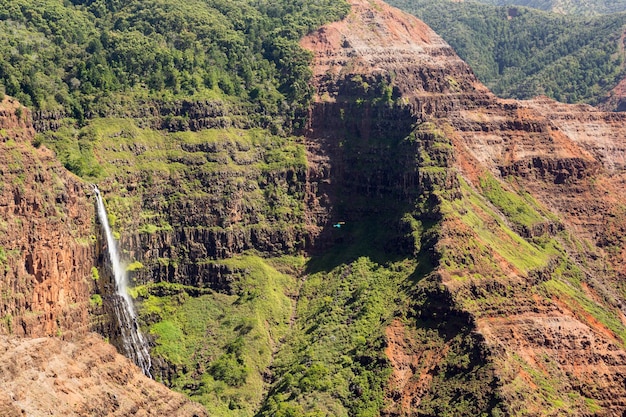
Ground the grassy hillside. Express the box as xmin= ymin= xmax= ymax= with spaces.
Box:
xmin=388 ymin=0 xmax=626 ymax=104
xmin=8 ymin=0 xmax=626 ymax=415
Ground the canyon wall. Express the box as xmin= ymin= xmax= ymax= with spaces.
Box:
xmin=0 ymin=96 xmax=95 ymax=339
xmin=2 ymin=0 xmax=626 ymax=415
xmin=301 ymin=0 xmax=626 ymax=414
xmin=0 ymin=96 xmax=208 ymax=416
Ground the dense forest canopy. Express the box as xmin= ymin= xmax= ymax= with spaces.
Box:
xmin=0 ymin=0 xmax=350 ymax=130
xmin=468 ymin=0 xmax=626 ymax=15
xmin=388 ymin=0 xmax=626 ymax=104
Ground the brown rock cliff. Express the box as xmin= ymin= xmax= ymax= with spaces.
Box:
xmin=0 ymin=96 xmax=95 ymax=339
xmin=0 ymin=333 xmax=207 ymax=417
xmin=0 ymin=97 xmax=209 ymax=416
xmin=302 ymin=0 xmax=626 ymax=415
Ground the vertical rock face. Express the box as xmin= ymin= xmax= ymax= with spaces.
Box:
xmin=0 ymin=98 xmax=208 ymax=415
xmin=301 ymin=0 xmax=490 ymax=250
xmin=0 ymin=96 xmax=95 ymax=338
xmin=302 ymin=0 xmax=626 ymax=415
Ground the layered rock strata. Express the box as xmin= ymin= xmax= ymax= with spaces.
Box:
xmin=302 ymin=0 xmax=626 ymax=414
xmin=0 ymin=96 xmax=95 ymax=338
xmin=0 ymin=96 xmax=208 ymax=416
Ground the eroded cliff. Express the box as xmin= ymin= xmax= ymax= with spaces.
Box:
xmin=300 ymin=0 xmax=626 ymax=415
xmin=0 ymin=333 xmax=207 ymax=417
xmin=0 ymin=96 xmax=94 ymax=339
xmin=0 ymin=96 xmax=209 ymax=416
xmin=3 ymin=0 xmax=626 ymax=415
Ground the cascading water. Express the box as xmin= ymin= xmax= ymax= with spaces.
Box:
xmin=94 ymin=186 xmax=152 ymax=378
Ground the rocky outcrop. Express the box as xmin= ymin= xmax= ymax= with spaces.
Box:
xmin=0 ymin=95 xmax=211 ymax=415
xmin=103 ymin=154 xmax=309 ymax=289
xmin=0 ymin=334 xmax=207 ymax=416
xmin=0 ymin=97 xmax=95 ymax=339
xmin=301 ymin=0 xmax=492 ymax=116
xmin=32 ymin=98 xmax=266 ymax=133
xmin=302 ymin=0 xmax=626 ymax=415
xmin=301 ymin=0 xmax=479 ymax=250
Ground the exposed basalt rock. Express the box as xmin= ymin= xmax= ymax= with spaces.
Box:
xmin=454 ymin=95 xmax=626 ymax=260
xmin=0 ymin=334 xmax=207 ymax=416
xmin=92 ymin=133 xmax=310 ymax=291
xmin=0 ymin=97 xmax=95 ymax=339
xmin=383 ymin=275 xmax=504 ymax=416
xmin=31 ymin=109 xmax=67 ymax=132
xmin=499 ymin=157 xmax=602 ymax=184
xmin=301 ymin=0 xmax=488 ymax=251
xmin=302 ymin=0 xmax=626 ymax=414
xmin=0 ymin=96 xmax=210 ymax=414
xmin=122 ymin=225 xmax=305 ymax=289
xmin=32 ymin=98 xmax=267 ymax=133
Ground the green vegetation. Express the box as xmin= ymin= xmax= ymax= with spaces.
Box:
xmin=501 ymin=352 xmax=600 ymax=415
xmin=134 ymin=254 xmax=300 ymax=416
xmin=469 ymin=0 xmax=626 ymax=15
xmin=441 ymin=177 xmax=557 ymax=276
xmin=9 ymin=1 xmax=624 ymax=414
xmin=0 ymin=0 xmax=350 ymax=130
xmin=259 ymin=257 xmax=413 ymax=416
xmin=541 ymin=270 xmax=626 ymax=345
xmin=107 ymin=118 xmax=492 ymax=415
xmin=259 ymin=257 xmax=503 ymax=416
xmin=478 ymin=174 xmax=547 ymax=230
xmin=3 ymin=313 xmax=12 ymax=334
xmin=426 ymin=155 xmax=626 ymax=412
xmin=126 ymin=260 xmax=143 ymax=272
xmin=40 ymin=119 xmax=308 ymax=250
xmin=90 ymin=293 xmax=103 ymax=307
xmin=388 ymin=0 xmax=626 ymax=105
xmin=91 ymin=266 xmax=99 ymax=281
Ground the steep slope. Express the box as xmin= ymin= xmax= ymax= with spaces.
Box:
xmin=3 ymin=0 xmax=626 ymax=416
xmin=0 ymin=96 xmax=209 ymax=416
xmin=0 ymin=334 xmax=207 ymax=417
xmin=296 ymin=0 xmax=626 ymax=415
xmin=444 ymin=96 xmax=626 ymax=415
xmin=387 ymin=0 xmax=626 ymax=109
xmin=0 ymin=96 xmax=94 ymax=338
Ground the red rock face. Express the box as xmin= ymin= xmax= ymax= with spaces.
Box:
xmin=302 ymin=0 xmax=626 ymax=414
xmin=0 ymin=96 xmax=95 ymax=338
xmin=302 ymin=0 xmax=491 ymax=116
xmin=456 ymin=96 xmax=626 ymax=271
xmin=0 ymin=333 xmax=207 ymax=416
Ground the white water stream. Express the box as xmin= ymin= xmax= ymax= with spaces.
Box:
xmin=94 ymin=186 xmax=152 ymax=378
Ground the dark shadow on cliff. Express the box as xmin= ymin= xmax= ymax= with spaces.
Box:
xmin=303 ymin=98 xmax=423 ymax=274
xmin=306 ymin=205 xmax=416 ymax=274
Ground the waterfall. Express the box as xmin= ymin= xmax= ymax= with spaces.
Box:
xmin=94 ymin=186 xmax=152 ymax=378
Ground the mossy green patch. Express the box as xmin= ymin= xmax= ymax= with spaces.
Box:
xmin=135 ymin=254 xmax=298 ymax=416
xmin=41 ymin=119 xmax=308 ymax=246
xmin=445 ymin=177 xmax=557 ymax=274
xmin=478 ymin=173 xmax=549 ymax=230
xmin=89 ymin=294 xmax=102 ymax=307
xmin=126 ymin=261 xmax=143 ymax=272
